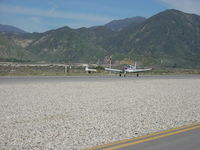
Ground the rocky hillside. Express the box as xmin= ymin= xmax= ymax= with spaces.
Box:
xmin=104 ymin=16 xmax=146 ymax=31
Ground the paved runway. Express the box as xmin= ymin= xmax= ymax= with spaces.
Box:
xmin=0 ymin=75 xmax=199 ymax=84
xmin=86 ymin=122 xmax=200 ymax=150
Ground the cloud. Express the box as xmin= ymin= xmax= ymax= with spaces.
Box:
xmin=31 ymin=17 xmax=42 ymax=24
xmin=0 ymin=4 xmax=113 ymax=23
xmin=160 ymin=0 xmax=200 ymax=15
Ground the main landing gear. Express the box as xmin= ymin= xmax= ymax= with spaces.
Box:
xmin=119 ymin=73 xmax=126 ymax=77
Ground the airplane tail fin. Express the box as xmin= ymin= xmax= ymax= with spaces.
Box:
xmin=85 ymin=66 xmax=88 ymax=71
xmin=134 ymin=62 xmax=137 ymax=69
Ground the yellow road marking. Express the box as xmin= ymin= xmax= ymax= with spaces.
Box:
xmin=104 ymin=124 xmax=200 ymax=150
xmin=85 ymin=122 xmax=200 ymax=150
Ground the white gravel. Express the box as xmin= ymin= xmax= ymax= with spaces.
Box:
xmin=0 ymin=76 xmax=200 ymax=150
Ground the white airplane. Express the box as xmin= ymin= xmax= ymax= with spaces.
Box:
xmin=105 ymin=63 xmax=152 ymax=77
xmin=85 ymin=66 xmax=97 ymax=73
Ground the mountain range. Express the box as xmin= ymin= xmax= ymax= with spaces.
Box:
xmin=0 ymin=9 xmax=200 ymax=68
xmin=0 ymin=24 xmax=27 ymax=34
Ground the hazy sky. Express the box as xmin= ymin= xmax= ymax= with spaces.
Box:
xmin=0 ymin=0 xmax=200 ymax=32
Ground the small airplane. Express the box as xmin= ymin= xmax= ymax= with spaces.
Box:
xmin=105 ymin=62 xmax=152 ymax=77
xmin=85 ymin=65 xmax=97 ymax=73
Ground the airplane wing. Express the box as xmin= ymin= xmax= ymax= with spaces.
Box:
xmin=85 ymin=66 xmax=97 ymax=72
xmin=128 ymin=68 xmax=152 ymax=73
xmin=104 ymin=68 xmax=122 ymax=73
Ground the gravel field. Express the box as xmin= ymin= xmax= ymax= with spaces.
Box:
xmin=0 ymin=76 xmax=200 ymax=150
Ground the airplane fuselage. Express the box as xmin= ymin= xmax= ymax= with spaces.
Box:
xmin=105 ymin=64 xmax=152 ymax=77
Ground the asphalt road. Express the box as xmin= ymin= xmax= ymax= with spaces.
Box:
xmin=87 ymin=122 xmax=200 ymax=150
